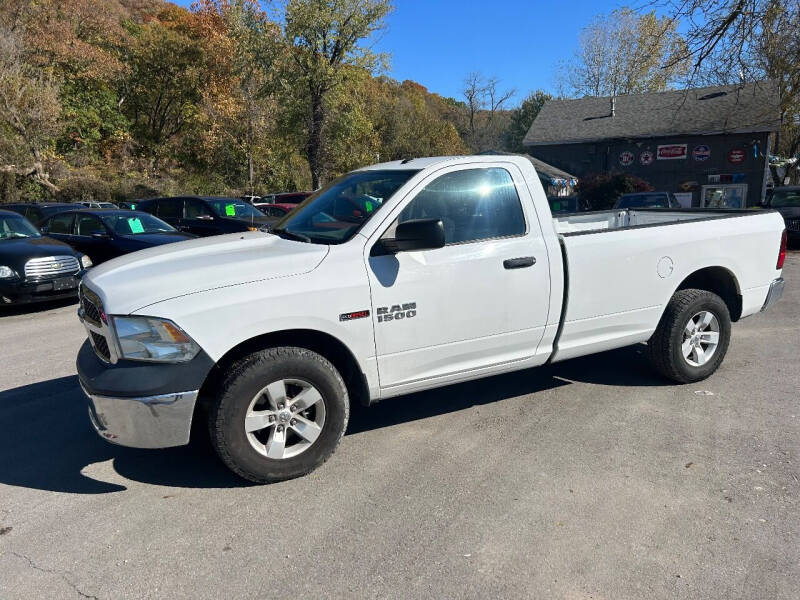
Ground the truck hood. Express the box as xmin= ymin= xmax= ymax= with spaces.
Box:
xmin=83 ymin=232 xmax=329 ymax=314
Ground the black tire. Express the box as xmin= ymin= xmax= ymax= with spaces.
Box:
xmin=209 ymin=346 xmax=349 ymax=483
xmin=646 ymin=289 xmax=732 ymax=383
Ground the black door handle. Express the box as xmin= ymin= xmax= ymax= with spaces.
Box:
xmin=503 ymin=256 xmax=536 ymax=269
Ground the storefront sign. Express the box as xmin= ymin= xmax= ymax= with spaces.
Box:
xmin=619 ymin=151 xmax=634 ymax=166
xmin=708 ymin=173 xmax=745 ymax=184
xmin=639 ymin=150 xmax=654 ymax=166
xmin=692 ymin=145 xmax=711 ymax=161
xmin=657 ymin=144 xmax=687 ymax=160
xmin=728 ymin=148 xmax=746 ymax=163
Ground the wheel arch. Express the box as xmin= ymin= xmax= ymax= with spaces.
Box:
xmin=674 ymin=266 xmax=742 ymax=322
xmin=195 ymin=329 xmax=371 ymax=430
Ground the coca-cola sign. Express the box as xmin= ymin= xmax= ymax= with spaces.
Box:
xmin=657 ymin=144 xmax=687 ymax=160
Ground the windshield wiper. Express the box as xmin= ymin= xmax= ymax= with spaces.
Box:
xmin=271 ymin=227 xmax=311 ymax=243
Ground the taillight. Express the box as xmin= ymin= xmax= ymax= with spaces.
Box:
xmin=777 ymin=229 xmax=787 ymax=269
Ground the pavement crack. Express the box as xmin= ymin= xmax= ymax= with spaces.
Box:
xmin=8 ymin=551 xmax=99 ymax=600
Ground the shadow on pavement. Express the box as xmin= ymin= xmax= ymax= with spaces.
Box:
xmin=0 ymin=346 xmax=666 ymax=493
xmin=0 ymin=297 xmax=78 ymax=318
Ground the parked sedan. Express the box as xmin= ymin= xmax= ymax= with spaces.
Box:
xmin=136 ymin=196 xmax=276 ymax=237
xmin=766 ymin=186 xmax=800 ymax=244
xmin=40 ymin=209 xmax=195 ymax=265
xmin=0 ymin=209 xmax=91 ymax=305
xmin=2 ymin=202 xmax=77 ymax=226
xmin=254 ymin=202 xmax=298 ymax=219
xmin=258 ymin=191 xmax=313 ymax=205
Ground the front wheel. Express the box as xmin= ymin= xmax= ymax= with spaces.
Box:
xmin=209 ymin=347 xmax=349 ymax=483
xmin=646 ymin=289 xmax=732 ymax=383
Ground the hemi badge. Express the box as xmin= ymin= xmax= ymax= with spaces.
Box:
xmin=339 ymin=310 xmax=370 ymax=322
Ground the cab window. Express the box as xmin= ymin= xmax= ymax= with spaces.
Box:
xmin=157 ymin=198 xmax=184 ymax=220
xmin=76 ymin=215 xmax=105 ymax=236
xmin=393 ymin=167 xmax=526 ymax=244
xmin=47 ymin=213 xmax=75 ymax=234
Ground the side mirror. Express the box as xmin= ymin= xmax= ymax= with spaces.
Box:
xmin=40 ymin=226 xmax=49 ymax=234
xmin=380 ymin=218 xmax=446 ymax=254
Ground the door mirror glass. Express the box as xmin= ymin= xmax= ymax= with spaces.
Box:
xmin=381 ymin=219 xmax=445 ymax=253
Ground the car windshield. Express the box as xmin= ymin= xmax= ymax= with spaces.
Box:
xmin=770 ymin=190 xmax=800 ymax=208
xmin=101 ymin=213 xmax=176 ymax=235
xmin=206 ymin=198 xmax=264 ymax=219
xmin=0 ymin=214 xmax=41 ymax=240
xmin=617 ymin=194 xmax=668 ymax=208
xmin=273 ymin=169 xmax=419 ymax=244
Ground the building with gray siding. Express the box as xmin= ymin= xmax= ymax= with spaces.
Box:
xmin=523 ymin=82 xmax=780 ymax=208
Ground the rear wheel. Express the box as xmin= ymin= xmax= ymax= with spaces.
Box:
xmin=209 ymin=347 xmax=349 ymax=483
xmin=647 ymin=289 xmax=731 ymax=383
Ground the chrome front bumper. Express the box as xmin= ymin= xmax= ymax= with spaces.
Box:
xmin=81 ymin=383 xmax=199 ymax=449
xmin=761 ymin=277 xmax=785 ymax=312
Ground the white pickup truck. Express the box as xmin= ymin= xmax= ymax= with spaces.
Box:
xmin=76 ymin=155 xmax=787 ymax=482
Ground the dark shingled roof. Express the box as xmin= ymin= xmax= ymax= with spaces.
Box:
xmin=524 ymin=81 xmax=780 ymax=146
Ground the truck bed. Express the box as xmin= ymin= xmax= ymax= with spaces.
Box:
xmin=553 ymin=208 xmax=746 ymax=235
xmin=549 ymin=208 xmax=783 ymax=363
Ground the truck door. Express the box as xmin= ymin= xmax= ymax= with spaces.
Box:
xmin=367 ymin=164 xmax=551 ymax=390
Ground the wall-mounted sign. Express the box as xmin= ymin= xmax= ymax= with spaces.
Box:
xmin=657 ymin=144 xmax=687 ymax=160
xmin=728 ymin=148 xmax=746 ymax=163
xmin=708 ymin=173 xmax=745 ymax=184
xmin=692 ymin=145 xmax=711 ymax=161
xmin=619 ymin=151 xmax=634 ymax=166
xmin=639 ymin=150 xmax=654 ymax=166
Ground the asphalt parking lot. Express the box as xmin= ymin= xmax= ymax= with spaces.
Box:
xmin=1 ymin=254 xmax=798 ymax=600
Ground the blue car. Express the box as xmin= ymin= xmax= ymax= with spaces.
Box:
xmin=40 ymin=209 xmax=196 ymax=265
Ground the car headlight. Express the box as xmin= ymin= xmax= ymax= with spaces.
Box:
xmin=0 ymin=266 xmax=17 ymax=279
xmin=112 ymin=316 xmax=200 ymax=362
xmin=80 ymin=255 xmax=93 ymax=269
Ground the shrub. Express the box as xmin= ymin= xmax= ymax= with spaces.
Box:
xmin=577 ymin=172 xmax=653 ymax=210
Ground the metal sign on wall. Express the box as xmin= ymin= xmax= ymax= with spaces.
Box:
xmin=639 ymin=150 xmax=654 ymax=166
xmin=728 ymin=149 xmax=746 ymax=163
xmin=692 ymin=145 xmax=711 ymax=161
xmin=657 ymin=144 xmax=687 ymax=160
xmin=619 ymin=151 xmax=634 ymax=166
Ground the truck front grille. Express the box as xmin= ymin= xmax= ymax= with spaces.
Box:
xmin=91 ymin=331 xmax=111 ymax=361
xmin=786 ymin=218 xmax=800 ymax=232
xmin=80 ymin=285 xmax=114 ymax=362
xmin=80 ymin=286 xmax=103 ymax=326
xmin=24 ymin=256 xmax=80 ymax=278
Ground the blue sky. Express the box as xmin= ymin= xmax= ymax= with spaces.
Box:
xmin=371 ymin=0 xmax=616 ymax=103
xmin=174 ymin=0 xmax=623 ymax=105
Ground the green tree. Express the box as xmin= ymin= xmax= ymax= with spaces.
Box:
xmin=504 ymin=90 xmax=552 ymax=153
xmin=0 ymin=30 xmax=62 ymax=194
xmin=124 ymin=21 xmax=206 ymax=172
xmin=282 ymin=0 xmax=392 ymax=188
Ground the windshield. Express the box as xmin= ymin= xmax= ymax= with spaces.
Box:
xmin=0 ymin=214 xmax=41 ymax=240
xmin=101 ymin=213 xmax=176 ymax=235
xmin=273 ymin=169 xmax=419 ymax=244
xmin=617 ymin=194 xmax=668 ymax=208
xmin=206 ymin=198 xmax=264 ymax=219
xmin=770 ymin=190 xmax=800 ymax=208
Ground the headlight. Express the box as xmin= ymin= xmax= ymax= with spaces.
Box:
xmin=0 ymin=266 xmax=17 ymax=279
xmin=80 ymin=255 xmax=93 ymax=269
xmin=112 ymin=316 xmax=200 ymax=362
